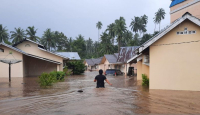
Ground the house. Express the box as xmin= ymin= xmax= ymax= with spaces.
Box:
xmin=170 ymin=0 xmax=200 ymax=23
xmin=56 ymin=52 xmax=81 ymax=67
xmin=117 ymin=46 xmax=138 ymax=75
xmin=99 ymin=53 xmax=123 ymax=72
xmin=0 ymin=39 xmax=68 ymax=78
xmin=84 ymin=57 xmax=102 ymax=71
xmin=127 ymin=12 xmax=200 ymax=91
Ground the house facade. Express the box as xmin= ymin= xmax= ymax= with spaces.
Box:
xmin=128 ymin=12 xmax=200 ymax=91
xmin=99 ymin=53 xmax=124 ymax=72
xmin=84 ymin=57 xmax=102 ymax=71
xmin=170 ymin=0 xmax=200 ymax=23
xmin=0 ymin=39 xmax=68 ymax=78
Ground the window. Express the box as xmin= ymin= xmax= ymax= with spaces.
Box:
xmin=25 ymin=44 xmax=31 ymax=47
xmin=0 ymin=48 xmax=4 ymax=52
xmin=144 ymin=55 xmax=149 ymax=63
xmin=192 ymin=31 xmax=196 ymax=34
xmin=189 ymin=31 xmax=192 ymax=34
xmin=184 ymin=31 xmax=187 ymax=34
xmin=184 ymin=28 xmax=187 ymax=31
xmin=180 ymin=32 xmax=183 ymax=34
xmin=177 ymin=32 xmax=180 ymax=35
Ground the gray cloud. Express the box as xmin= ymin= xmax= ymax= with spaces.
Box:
xmin=0 ymin=0 xmax=171 ymax=41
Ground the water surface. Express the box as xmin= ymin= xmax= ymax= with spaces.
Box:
xmin=0 ymin=71 xmax=200 ymax=115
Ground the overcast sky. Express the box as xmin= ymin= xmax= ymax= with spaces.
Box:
xmin=0 ymin=0 xmax=172 ymax=42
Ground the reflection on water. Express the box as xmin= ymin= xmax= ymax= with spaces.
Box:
xmin=0 ymin=71 xmax=200 ymax=115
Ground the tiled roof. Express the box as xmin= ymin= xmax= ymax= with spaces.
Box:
xmin=170 ymin=0 xmax=185 ymax=7
xmin=85 ymin=57 xmax=103 ymax=66
xmin=85 ymin=59 xmax=95 ymax=66
xmin=104 ymin=54 xmax=118 ymax=64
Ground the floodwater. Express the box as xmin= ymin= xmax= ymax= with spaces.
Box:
xmin=0 ymin=71 xmax=200 ymax=115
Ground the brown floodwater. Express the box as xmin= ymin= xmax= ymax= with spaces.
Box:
xmin=0 ymin=71 xmax=200 ymax=115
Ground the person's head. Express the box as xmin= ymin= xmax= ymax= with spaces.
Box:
xmin=99 ymin=69 xmax=103 ymax=75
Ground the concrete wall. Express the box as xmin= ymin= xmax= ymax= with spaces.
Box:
xmin=0 ymin=45 xmax=23 ymax=77
xmin=150 ymin=20 xmax=200 ymax=91
xmin=170 ymin=0 xmax=200 ymax=23
xmin=16 ymin=41 xmax=63 ymax=71
xmin=23 ymin=55 xmax=57 ymax=77
xmin=136 ymin=55 xmax=149 ymax=80
xmin=137 ymin=61 xmax=142 ymax=80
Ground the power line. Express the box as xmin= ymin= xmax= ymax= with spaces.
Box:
xmin=152 ymin=40 xmax=200 ymax=46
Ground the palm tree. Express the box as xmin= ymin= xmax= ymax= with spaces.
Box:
xmin=114 ymin=17 xmax=127 ymax=52
xmin=121 ymin=30 xmax=133 ymax=47
xmin=10 ymin=27 xmax=26 ymax=44
xmin=96 ymin=21 xmax=103 ymax=42
xmin=54 ymin=31 xmax=68 ymax=51
xmin=99 ymin=31 xmax=114 ymax=54
xmin=155 ymin=8 xmax=166 ymax=31
xmin=106 ymin=23 xmax=115 ymax=45
xmin=26 ymin=26 xmax=40 ymax=42
xmin=0 ymin=24 xmax=9 ymax=43
xmin=86 ymin=38 xmax=93 ymax=54
xmin=130 ymin=15 xmax=147 ymax=37
xmin=72 ymin=35 xmax=86 ymax=58
xmin=41 ymin=29 xmax=55 ymax=51
xmin=130 ymin=17 xmax=141 ymax=34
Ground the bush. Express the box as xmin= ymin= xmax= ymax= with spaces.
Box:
xmin=39 ymin=72 xmax=57 ymax=86
xmin=49 ymin=71 xmax=65 ymax=81
xmin=68 ymin=61 xmax=85 ymax=75
xmin=142 ymin=74 xmax=149 ymax=86
xmin=39 ymin=71 xmax=66 ymax=86
xmin=63 ymin=66 xmax=71 ymax=76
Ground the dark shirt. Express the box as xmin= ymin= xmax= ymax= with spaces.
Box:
xmin=95 ymin=75 xmax=107 ymax=88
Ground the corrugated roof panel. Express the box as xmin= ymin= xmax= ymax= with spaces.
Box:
xmin=117 ymin=46 xmax=139 ymax=63
xmin=170 ymin=0 xmax=186 ymax=7
xmin=56 ymin=52 xmax=81 ymax=60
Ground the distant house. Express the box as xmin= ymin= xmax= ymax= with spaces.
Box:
xmin=56 ymin=52 xmax=81 ymax=67
xmin=56 ymin=52 xmax=81 ymax=60
xmin=84 ymin=57 xmax=102 ymax=71
xmin=127 ymin=12 xmax=200 ymax=91
xmin=0 ymin=39 xmax=68 ymax=78
xmin=99 ymin=53 xmax=123 ymax=72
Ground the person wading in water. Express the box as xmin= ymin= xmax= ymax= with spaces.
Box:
xmin=94 ymin=69 xmax=112 ymax=88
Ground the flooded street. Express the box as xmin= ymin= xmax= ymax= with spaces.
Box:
xmin=0 ymin=71 xmax=200 ymax=115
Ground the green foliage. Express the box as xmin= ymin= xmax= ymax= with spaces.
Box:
xmin=68 ymin=61 xmax=85 ymax=75
xmin=63 ymin=66 xmax=71 ymax=76
xmin=0 ymin=24 xmax=9 ymax=43
xmin=39 ymin=71 xmax=66 ymax=86
xmin=154 ymin=8 xmax=166 ymax=31
xmin=39 ymin=72 xmax=57 ymax=86
xmin=26 ymin=26 xmax=40 ymax=42
xmin=130 ymin=15 xmax=148 ymax=36
xmin=142 ymin=74 xmax=149 ymax=86
xmin=10 ymin=27 xmax=26 ymax=44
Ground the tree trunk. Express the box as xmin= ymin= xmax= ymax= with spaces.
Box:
xmin=159 ymin=23 xmax=160 ymax=31
xmin=154 ymin=23 xmax=156 ymax=32
xmin=118 ymin=37 xmax=121 ymax=53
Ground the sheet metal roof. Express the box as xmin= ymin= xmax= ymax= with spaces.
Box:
xmin=170 ymin=0 xmax=186 ymax=7
xmin=56 ymin=52 xmax=81 ymax=60
xmin=117 ymin=46 xmax=139 ymax=63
